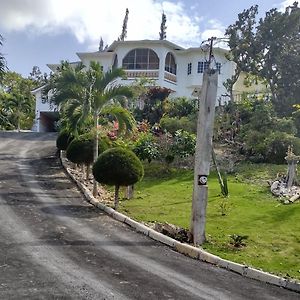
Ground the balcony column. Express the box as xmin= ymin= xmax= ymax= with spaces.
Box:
xmin=158 ymin=50 xmax=166 ymax=85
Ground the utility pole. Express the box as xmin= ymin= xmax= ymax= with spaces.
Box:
xmin=190 ymin=37 xmax=218 ymax=245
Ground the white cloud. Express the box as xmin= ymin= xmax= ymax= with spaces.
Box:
xmin=278 ymin=0 xmax=296 ymax=11
xmin=201 ymin=18 xmax=226 ymax=43
xmin=0 ymin=0 xmax=202 ymax=48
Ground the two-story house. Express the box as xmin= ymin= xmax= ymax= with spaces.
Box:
xmin=33 ymin=39 xmax=236 ymax=132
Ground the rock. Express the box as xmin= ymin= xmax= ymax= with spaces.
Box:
xmin=154 ymin=222 xmax=191 ymax=243
xmin=289 ymin=193 xmax=300 ymax=203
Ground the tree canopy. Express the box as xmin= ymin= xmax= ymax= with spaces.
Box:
xmin=0 ymin=71 xmax=36 ymax=131
xmin=225 ymin=2 xmax=300 ymax=116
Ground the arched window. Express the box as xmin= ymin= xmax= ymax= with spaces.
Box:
xmin=112 ymin=55 xmax=118 ymax=69
xmin=165 ymin=52 xmax=176 ymax=75
xmin=122 ymin=48 xmax=159 ymax=70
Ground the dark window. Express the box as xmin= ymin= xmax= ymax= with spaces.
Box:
xmin=122 ymin=48 xmax=159 ymax=70
xmin=187 ymin=62 xmax=192 ymax=75
xmin=198 ymin=61 xmax=221 ymax=74
xmin=197 ymin=61 xmax=210 ymax=73
xmin=216 ymin=62 xmax=221 ymax=74
xmin=165 ymin=52 xmax=176 ymax=75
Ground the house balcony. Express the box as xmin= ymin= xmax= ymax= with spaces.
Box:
xmin=164 ymin=71 xmax=177 ymax=84
xmin=124 ymin=70 xmax=159 ymax=79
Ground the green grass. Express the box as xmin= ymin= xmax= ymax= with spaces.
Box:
xmin=119 ymin=162 xmax=300 ymax=280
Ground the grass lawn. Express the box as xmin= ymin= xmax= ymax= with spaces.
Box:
xmin=119 ymin=162 xmax=300 ymax=281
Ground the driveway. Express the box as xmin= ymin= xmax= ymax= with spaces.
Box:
xmin=0 ymin=132 xmax=298 ymax=299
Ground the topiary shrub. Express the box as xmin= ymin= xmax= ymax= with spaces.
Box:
xmin=66 ymin=134 xmax=109 ymax=179
xmin=92 ymin=147 xmax=144 ymax=209
xmin=56 ymin=130 xmax=74 ymax=151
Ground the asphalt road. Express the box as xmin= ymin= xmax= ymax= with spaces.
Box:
xmin=0 ymin=132 xmax=299 ymax=300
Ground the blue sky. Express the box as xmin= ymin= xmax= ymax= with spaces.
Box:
xmin=0 ymin=0 xmax=293 ymax=77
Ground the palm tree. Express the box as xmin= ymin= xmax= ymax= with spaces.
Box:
xmin=6 ymin=93 xmax=33 ymax=131
xmin=48 ymin=61 xmax=134 ymax=196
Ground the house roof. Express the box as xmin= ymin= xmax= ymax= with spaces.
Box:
xmin=31 ymin=85 xmax=46 ymax=94
xmin=46 ymin=61 xmax=81 ymax=72
xmin=106 ymin=39 xmax=185 ymax=51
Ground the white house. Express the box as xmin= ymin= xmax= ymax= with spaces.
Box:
xmin=33 ymin=39 xmax=236 ymax=132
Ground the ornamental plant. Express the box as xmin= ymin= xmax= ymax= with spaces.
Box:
xmin=66 ymin=134 xmax=109 ymax=179
xmin=133 ymin=133 xmax=159 ymax=163
xmin=92 ymin=147 xmax=144 ymax=209
xmin=56 ymin=130 xmax=74 ymax=151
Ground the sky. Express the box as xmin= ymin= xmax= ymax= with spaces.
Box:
xmin=0 ymin=0 xmax=295 ymax=77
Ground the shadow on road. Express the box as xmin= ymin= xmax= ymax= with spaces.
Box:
xmin=41 ymin=204 xmax=103 ymax=219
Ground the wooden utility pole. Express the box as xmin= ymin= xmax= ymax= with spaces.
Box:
xmin=191 ymin=37 xmax=218 ymax=245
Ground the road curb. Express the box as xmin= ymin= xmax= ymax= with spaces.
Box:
xmin=60 ymin=152 xmax=300 ymax=293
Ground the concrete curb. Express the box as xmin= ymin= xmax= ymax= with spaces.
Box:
xmin=60 ymin=152 xmax=300 ymax=293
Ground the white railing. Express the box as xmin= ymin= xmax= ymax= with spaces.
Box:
xmin=164 ymin=71 xmax=177 ymax=83
xmin=125 ymin=70 xmax=159 ymax=79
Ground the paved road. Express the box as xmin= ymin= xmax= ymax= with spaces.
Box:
xmin=0 ymin=132 xmax=299 ymax=299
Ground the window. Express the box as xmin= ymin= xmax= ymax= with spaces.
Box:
xmin=197 ymin=61 xmax=209 ymax=73
xmin=216 ymin=62 xmax=221 ymax=74
xmin=197 ymin=61 xmax=221 ymax=74
xmin=122 ymin=48 xmax=159 ymax=70
xmin=187 ymin=63 xmax=192 ymax=75
xmin=165 ymin=52 xmax=176 ymax=75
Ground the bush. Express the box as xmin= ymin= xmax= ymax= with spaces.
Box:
xmin=133 ymin=133 xmax=159 ymax=163
xmin=273 ymin=117 xmax=297 ymax=135
xmin=165 ymin=97 xmax=198 ymax=118
xmin=160 ymin=116 xmax=196 ymax=135
xmin=56 ymin=130 xmax=74 ymax=150
xmin=243 ymin=130 xmax=300 ymax=164
xmin=265 ymin=132 xmax=300 ymax=164
xmin=171 ymin=130 xmax=196 ymax=158
xmin=66 ymin=134 xmax=109 ymax=165
xmin=93 ymin=147 xmax=144 ymax=209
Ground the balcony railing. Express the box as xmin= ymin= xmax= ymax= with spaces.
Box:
xmin=124 ymin=70 xmax=159 ymax=79
xmin=164 ymin=71 xmax=177 ymax=83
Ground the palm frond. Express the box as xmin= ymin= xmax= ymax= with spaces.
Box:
xmin=101 ymin=105 xmax=136 ymax=135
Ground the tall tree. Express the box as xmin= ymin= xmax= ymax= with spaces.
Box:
xmin=29 ymin=65 xmax=48 ymax=86
xmin=159 ymin=12 xmax=167 ymax=40
xmin=47 ymin=61 xmax=134 ymax=195
xmin=0 ymin=72 xmax=35 ymax=131
xmin=0 ymin=34 xmax=7 ymax=82
xmin=119 ymin=8 xmax=129 ymax=41
xmin=98 ymin=37 xmax=104 ymax=52
xmin=225 ymin=2 xmax=300 ymax=116
xmin=256 ymin=2 xmax=300 ymax=115
xmin=224 ymin=5 xmax=258 ymax=101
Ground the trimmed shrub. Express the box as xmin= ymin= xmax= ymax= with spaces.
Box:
xmin=56 ymin=130 xmax=74 ymax=151
xmin=92 ymin=147 xmax=144 ymax=209
xmin=66 ymin=134 xmax=109 ymax=165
